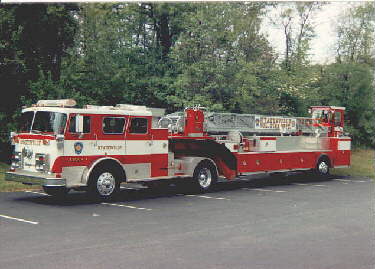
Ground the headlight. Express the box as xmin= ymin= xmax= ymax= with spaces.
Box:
xmin=35 ymin=153 xmax=48 ymax=172
xmin=11 ymin=152 xmax=21 ymax=169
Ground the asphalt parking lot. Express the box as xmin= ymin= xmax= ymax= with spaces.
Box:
xmin=0 ymin=173 xmax=373 ymax=269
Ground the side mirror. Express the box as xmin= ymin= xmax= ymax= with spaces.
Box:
xmin=76 ymin=115 xmax=84 ymax=133
xmin=10 ymin=131 xmax=16 ymax=145
xmin=56 ymin=134 xmax=65 ymax=142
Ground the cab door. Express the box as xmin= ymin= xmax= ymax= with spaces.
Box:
xmin=65 ymin=113 xmax=94 ymax=156
xmin=124 ymin=116 xmax=152 ymax=180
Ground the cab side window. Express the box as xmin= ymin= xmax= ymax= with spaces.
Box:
xmin=69 ymin=115 xmax=91 ymax=133
xmin=334 ymin=112 xmax=342 ymax=126
xmin=129 ymin=118 xmax=148 ymax=134
xmin=103 ymin=117 xmax=125 ymax=134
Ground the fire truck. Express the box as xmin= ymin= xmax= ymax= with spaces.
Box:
xmin=5 ymin=99 xmax=351 ymax=199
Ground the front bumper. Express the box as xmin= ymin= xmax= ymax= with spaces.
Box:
xmin=5 ymin=171 xmax=66 ymax=187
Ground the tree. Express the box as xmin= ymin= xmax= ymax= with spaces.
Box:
xmin=266 ymin=2 xmax=324 ymax=116
xmin=0 ymin=4 xmax=78 ymax=160
xmin=170 ymin=3 xmax=277 ymax=113
xmin=270 ymin=2 xmax=323 ymax=70
xmin=335 ymin=3 xmax=375 ymax=65
xmin=55 ymin=3 xmax=196 ymax=109
xmin=318 ymin=63 xmax=374 ymax=147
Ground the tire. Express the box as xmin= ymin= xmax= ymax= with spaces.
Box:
xmin=87 ymin=165 xmax=121 ymax=200
xmin=193 ymin=161 xmax=218 ymax=192
xmin=42 ymin=186 xmax=69 ymax=198
xmin=315 ymin=158 xmax=330 ymax=177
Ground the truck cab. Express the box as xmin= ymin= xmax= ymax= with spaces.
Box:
xmin=310 ymin=106 xmax=345 ymax=137
xmin=6 ymin=99 xmax=169 ymax=197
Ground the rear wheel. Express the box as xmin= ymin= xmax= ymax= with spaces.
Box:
xmin=193 ymin=161 xmax=218 ymax=192
xmin=42 ymin=186 xmax=69 ymax=198
xmin=88 ymin=165 xmax=121 ymax=200
xmin=315 ymin=158 xmax=330 ymax=177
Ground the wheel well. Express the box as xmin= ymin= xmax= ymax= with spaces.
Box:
xmin=88 ymin=159 xmax=126 ymax=182
xmin=196 ymin=159 xmax=218 ymax=178
xmin=170 ymin=140 xmax=237 ymax=170
xmin=317 ymin=155 xmax=332 ymax=168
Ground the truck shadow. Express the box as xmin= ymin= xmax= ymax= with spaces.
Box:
xmin=16 ymin=172 xmax=347 ymax=206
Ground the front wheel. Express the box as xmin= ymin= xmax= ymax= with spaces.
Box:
xmin=88 ymin=166 xmax=121 ymax=200
xmin=193 ymin=161 xmax=218 ymax=192
xmin=42 ymin=186 xmax=69 ymax=198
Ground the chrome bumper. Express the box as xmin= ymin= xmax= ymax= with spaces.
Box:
xmin=5 ymin=171 xmax=66 ymax=187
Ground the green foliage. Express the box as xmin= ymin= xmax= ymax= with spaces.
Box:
xmin=318 ymin=63 xmax=374 ymax=147
xmin=336 ymin=2 xmax=375 ymax=65
xmin=0 ymin=4 xmax=78 ymax=161
xmin=0 ymin=2 xmax=374 ymax=164
xmin=271 ymin=2 xmax=324 ymax=70
xmin=170 ymin=3 xmax=276 ymax=112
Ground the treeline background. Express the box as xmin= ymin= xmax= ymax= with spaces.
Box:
xmin=0 ymin=2 xmax=374 ymax=160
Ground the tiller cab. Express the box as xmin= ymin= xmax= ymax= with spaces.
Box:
xmin=6 ymin=99 xmax=351 ymax=198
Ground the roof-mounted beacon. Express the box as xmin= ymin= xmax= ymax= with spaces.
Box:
xmin=36 ymin=99 xmax=77 ymax=107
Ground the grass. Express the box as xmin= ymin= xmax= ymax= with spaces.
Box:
xmin=331 ymin=149 xmax=374 ymax=179
xmin=0 ymin=162 xmax=38 ymax=192
xmin=0 ymin=149 xmax=373 ymax=192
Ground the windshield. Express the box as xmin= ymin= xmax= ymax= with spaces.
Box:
xmin=25 ymin=111 xmax=67 ymax=135
xmin=19 ymin=111 xmax=34 ymax=133
xmin=311 ymin=110 xmax=330 ymax=122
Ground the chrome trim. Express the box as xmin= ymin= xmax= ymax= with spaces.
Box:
xmin=127 ymin=175 xmax=191 ymax=183
xmin=197 ymin=167 xmax=212 ymax=188
xmin=239 ymin=150 xmax=331 ymax=154
xmin=239 ymin=168 xmax=311 ymax=176
xmin=5 ymin=171 xmax=66 ymax=187
xmin=97 ymin=172 xmax=116 ymax=196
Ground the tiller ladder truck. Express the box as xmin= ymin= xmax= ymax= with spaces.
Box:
xmin=6 ymin=99 xmax=350 ymax=199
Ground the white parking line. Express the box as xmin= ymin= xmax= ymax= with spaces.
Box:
xmin=0 ymin=214 xmax=39 ymax=225
xmin=333 ymin=179 xmax=352 ymax=182
xmin=184 ymin=194 xmax=231 ymax=200
xmin=333 ymin=179 xmax=368 ymax=183
xmin=293 ymin=183 xmax=327 ymax=187
xmin=241 ymin=188 xmax=286 ymax=193
xmin=101 ymin=203 xmax=152 ymax=211
xmin=24 ymin=190 xmax=48 ymax=196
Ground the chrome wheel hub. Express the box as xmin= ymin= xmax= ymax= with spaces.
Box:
xmin=97 ymin=172 xmax=115 ymax=196
xmin=198 ymin=168 xmax=212 ymax=189
xmin=318 ymin=161 xmax=329 ymax=174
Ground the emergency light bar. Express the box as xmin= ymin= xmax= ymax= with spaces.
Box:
xmin=116 ymin=104 xmax=165 ymax=117
xmin=116 ymin=104 xmax=148 ymax=111
xmin=36 ymin=99 xmax=76 ymax=107
xmin=84 ymin=105 xmax=116 ymax=110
